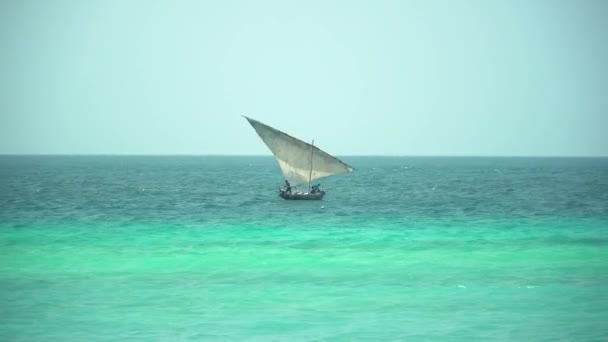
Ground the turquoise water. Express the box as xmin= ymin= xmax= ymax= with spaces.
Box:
xmin=1 ymin=156 xmax=607 ymax=340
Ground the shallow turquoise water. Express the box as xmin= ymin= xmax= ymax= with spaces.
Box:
xmin=1 ymin=156 xmax=607 ymax=340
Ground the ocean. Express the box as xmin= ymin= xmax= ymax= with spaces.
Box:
xmin=1 ymin=156 xmax=607 ymax=341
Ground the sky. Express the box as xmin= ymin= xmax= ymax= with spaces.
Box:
xmin=1 ymin=0 xmax=607 ymax=156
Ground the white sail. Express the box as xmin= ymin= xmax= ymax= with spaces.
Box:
xmin=244 ymin=116 xmax=353 ymax=185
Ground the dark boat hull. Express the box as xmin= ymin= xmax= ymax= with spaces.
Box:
xmin=279 ymin=190 xmax=325 ymax=200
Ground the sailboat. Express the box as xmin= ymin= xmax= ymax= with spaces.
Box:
xmin=243 ymin=116 xmax=353 ymax=200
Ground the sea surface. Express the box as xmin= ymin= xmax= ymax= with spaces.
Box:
xmin=1 ymin=156 xmax=607 ymax=341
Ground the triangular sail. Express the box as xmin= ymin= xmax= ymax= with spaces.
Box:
xmin=244 ymin=116 xmax=353 ymax=185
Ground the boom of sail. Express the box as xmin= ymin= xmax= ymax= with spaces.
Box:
xmin=243 ymin=116 xmax=353 ymax=185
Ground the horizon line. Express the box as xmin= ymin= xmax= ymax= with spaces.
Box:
xmin=0 ymin=153 xmax=606 ymax=158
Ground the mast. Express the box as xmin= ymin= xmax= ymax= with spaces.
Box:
xmin=308 ymin=140 xmax=314 ymax=192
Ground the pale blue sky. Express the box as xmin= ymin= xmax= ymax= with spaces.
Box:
xmin=1 ymin=0 xmax=607 ymax=156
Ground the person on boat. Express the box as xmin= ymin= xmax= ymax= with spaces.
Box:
xmin=311 ymin=183 xmax=321 ymax=193
xmin=284 ymin=180 xmax=292 ymax=194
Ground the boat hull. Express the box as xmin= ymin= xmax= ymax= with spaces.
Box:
xmin=279 ymin=190 xmax=325 ymax=200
